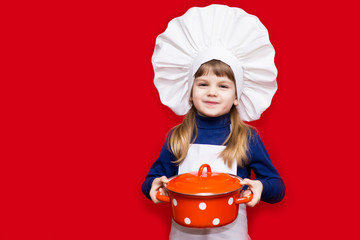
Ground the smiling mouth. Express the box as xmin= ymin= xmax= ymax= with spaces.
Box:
xmin=204 ymin=101 xmax=219 ymax=105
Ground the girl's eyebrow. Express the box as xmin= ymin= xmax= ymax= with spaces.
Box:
xmin=218 ymin=78 xmax=232 ymax=82
xmin=216 ymin=78 xmax=234 ymax=84
xmin=194 ymin=77 xmax=208 ymax=81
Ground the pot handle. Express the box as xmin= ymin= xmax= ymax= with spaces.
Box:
xmin=235 ymin=192 xmax=254 ymax=204
xmin=156 ymin=191 xmax=170 ymax=203
xmin=198 ymin=164 xmax=212 ymax=176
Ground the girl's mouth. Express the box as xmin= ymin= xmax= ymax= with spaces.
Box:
xmin=204 ymin=101 xmax=219 ymax=105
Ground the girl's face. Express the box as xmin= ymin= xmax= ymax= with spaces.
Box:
xmin=191 ymin=70 xmax=238 ymax=117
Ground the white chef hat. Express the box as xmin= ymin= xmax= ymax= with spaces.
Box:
xmin=152 ymin=4 xmax=277 ymax=121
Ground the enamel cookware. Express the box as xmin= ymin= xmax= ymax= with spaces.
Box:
xmin=156 ymin=164 xmax=253 ymax=228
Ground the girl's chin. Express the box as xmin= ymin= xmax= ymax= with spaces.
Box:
xmin=197 ymin=110 xmax=225 ymax=118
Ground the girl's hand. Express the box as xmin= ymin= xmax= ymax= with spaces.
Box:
xmin=240 ymin=178 xmax=263 ymax=207
xmin=150 ymin=176 xmax=169 ymax=204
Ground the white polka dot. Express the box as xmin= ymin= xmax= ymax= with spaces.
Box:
xmin=199 ymin=202 xmax=207 ymax=210
xmin=172 ymin=198 xmax=177 ymax=206
xmin=184 ymin=217 xmax=191 ymax=225
xmin=212 ymin=218 xmax=220 ymax=226
xmin=228 ymin=197 xmax=234 ymax=205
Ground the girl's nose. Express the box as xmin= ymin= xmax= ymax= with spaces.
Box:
xmin=207 ymin=86 xmax=217 ymax=96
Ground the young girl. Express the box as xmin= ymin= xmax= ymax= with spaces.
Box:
xmin=142 ymin=5 xmax=285 ymax=239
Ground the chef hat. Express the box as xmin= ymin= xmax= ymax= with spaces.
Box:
xmin=152 ymin=4 xmax=277 ymax=121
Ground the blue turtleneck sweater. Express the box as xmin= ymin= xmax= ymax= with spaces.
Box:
xmin=142 ymin=113 xmax=285 ymax=203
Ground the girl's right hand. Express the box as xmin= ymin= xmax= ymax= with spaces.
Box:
xmin=150 ymin=176 xmax=169 ymax=204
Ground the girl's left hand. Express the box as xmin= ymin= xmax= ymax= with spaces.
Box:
xmin=239 ymin=178 xmax=263 ymax=207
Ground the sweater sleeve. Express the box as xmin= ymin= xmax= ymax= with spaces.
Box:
xmin=248 ymin=130 xmax=285 ymax=203
xmin=141 ymin=138 xmax=178 ymax=200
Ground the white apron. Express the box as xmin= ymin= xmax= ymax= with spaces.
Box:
xmin=169 ymin=144 xmax=251 ymax=240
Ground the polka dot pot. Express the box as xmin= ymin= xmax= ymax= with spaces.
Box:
xmin=156 ymin=164 xmax=253 ymax=228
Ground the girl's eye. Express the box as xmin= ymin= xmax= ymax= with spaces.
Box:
xmin=220 ymin=85 xmax=229 ymax=89
xmin=198 ymin=83 xmax=208 ymax=87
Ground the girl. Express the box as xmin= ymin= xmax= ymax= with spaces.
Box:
xmin=142 ymin=5 xmax=285 ymax=239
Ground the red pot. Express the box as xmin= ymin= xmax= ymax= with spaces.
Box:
xmin=156 ymin=164 xmax=253 ymax=228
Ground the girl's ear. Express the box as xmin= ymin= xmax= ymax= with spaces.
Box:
xmin=234 ymin=99 xmax=239 ymax=106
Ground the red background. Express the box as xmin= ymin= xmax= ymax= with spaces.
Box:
xmin=1 ymin=0 xmax=360 ymax=239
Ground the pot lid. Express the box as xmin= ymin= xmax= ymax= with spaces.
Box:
xmin=166 ymin=164 xmax=243 ymax=196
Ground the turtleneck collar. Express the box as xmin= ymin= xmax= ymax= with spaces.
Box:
xmin=195 ymin=112 xmax=231 ymax=129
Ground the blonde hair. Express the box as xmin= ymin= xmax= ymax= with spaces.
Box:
xmin=169 ymin=60 xmax=252 ymax=168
